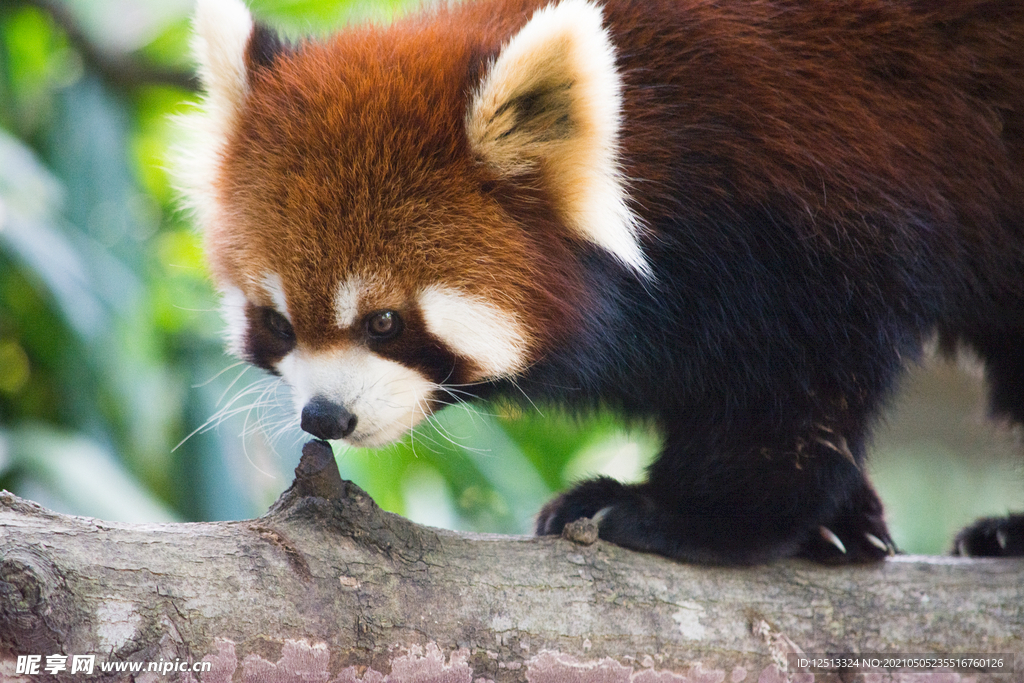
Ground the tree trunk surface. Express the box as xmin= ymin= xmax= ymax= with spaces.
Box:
xmin=1 ymin=441 xmax=1022 ymax=683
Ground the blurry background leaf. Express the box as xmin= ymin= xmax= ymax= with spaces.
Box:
xmin=2 ymin=424 xmax=177 ymax=522
xmin=0 ymin=0 xmax=1020 ymax=552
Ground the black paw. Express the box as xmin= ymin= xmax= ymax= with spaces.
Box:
xmin=796 ymin=478 xmax=897 ymax=564
xmin=535 ymin=476 xmax=629 ymax=536
xmin=953 ymin=514 xmax=1024 ymax=557
xmin=537 ymin=478 xmax=806 ymax=564
xmin=538 ymin=474 xmax=899 ymax=565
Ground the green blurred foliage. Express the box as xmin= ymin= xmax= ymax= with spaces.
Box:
xmin=0 ymin=0 xmax=1019 ymax=552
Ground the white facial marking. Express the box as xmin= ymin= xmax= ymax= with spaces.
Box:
xmin=334 ymin=276 xmax=364 ymax=329
xmin=417 ymin=285 xmax=529 ymax=380
xmin=220 ymin=285 xmax=248 ymax=358
xmin=260 ymin=272 xmax=290 ymax=320
xmin=279 ymin=348 xmax=437 ymax=447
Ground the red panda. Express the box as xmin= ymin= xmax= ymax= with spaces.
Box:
xmin=177 ymin=0 xmax=1024 ymax=564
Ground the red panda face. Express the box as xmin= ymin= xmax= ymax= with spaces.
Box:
xmin=178 ymin=0 xmax=647 ymax=445
xmin=211 ymin=69 xmax=544 ymax=444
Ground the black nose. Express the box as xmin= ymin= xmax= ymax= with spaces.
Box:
xmin=300 ymin=396 xmax=357 ymax=440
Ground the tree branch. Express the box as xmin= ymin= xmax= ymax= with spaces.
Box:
xmin=1 ymin=440 xmax=1022 ymax=682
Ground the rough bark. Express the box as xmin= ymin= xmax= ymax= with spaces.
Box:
xmin=1 ymin=441 xmax=1021 ymax=683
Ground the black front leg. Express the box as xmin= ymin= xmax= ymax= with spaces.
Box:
xmin=537 ymin=422 xmax=894 ymax=565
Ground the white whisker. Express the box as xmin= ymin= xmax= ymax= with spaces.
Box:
xmin=193 ymin=360 xmax=248 ymax=389
xmin=215 ymin=364 xmax=254 ymax=406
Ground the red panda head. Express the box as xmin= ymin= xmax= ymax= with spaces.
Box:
xmin=177 ymin=0 xmax=647 ymax=446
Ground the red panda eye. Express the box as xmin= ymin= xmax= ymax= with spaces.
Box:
xmin=367 ymin=310 xmax=402 ymax=340
xmin=262 ymin=308 xmax=294 ymax=342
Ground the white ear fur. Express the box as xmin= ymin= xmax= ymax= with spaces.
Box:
xmin=467 ymin=0 xmax=649 ymax=277
xmin=194 ymin=0 xmax=253 ymax=118
xmin=172 ymin=0 xmax=254 ymax=232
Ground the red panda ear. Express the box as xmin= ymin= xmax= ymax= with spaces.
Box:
xmin=467 ymin=0 xmax=649 ymax=277
xmin=176 ymin=0 xmax=284 ymax=275
xmin=192 ymin=0 xmax=254 ymax=128
xmin=191 ymin=0 xmax=287 ymax=125
xmin=246 ymin=23 xmax=288 ymax=72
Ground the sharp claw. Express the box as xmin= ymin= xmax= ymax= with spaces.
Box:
xmin=819 ymin=525 xmax=847 ymax=554
xmin=864 ymin=532 xmax=889 ymax=552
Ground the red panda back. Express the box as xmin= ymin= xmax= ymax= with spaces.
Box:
xmin=605 ymin=0 xmax=1024 ymax=248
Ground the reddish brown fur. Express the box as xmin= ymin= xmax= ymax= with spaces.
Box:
xmin=212 ymin=1 xmax=590 ymax=357
xmin=212 ymin=0 xmax=1023 ymax=358
xmin=613 ymin=0 xmax=1024 ymax=256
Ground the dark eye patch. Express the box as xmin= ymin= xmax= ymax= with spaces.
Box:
xmin=243 ymin=303 xmax=297 ymax=373
xmin=364 ymin=307 xmax=473 ymax=387
xmin=263 ymin=307 xmax=295 ymax=342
